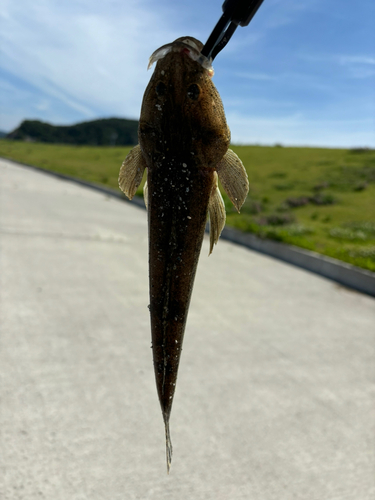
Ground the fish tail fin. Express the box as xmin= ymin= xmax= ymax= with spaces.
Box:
xmin=164 ymin=416 xmax=173 ymax=474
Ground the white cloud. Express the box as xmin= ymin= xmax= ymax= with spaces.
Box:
xmin=0 ymin=0 xmax=179 ymax=129
xmin=338 ymin=55 xmax=375 ymax=79
xmin=339 ymin=56 xmax=375 ymax=66
xmin=301 ymin=52 xmax=375 ymax=79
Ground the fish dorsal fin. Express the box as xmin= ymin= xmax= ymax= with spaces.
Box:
xmin=208 ymin=172 xmax=226 ymax=255
xmin=118 ymin=145 xmax=147 ymax=200
xmin=216 ymin=149 xmax=249 ymax=213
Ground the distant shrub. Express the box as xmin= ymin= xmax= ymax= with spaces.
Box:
xmin=344 ymin=221 xmax=375 ymax=236
xmin=313 ymin=181 xmax=330 ymax=191
xmin=353 ymin=181 xmax=368 ymax=191
xmin=326 ymin=164 xmax=375 ymax=191
xmin=288 ymin=224 xmax=313 ymax=236
xmin=329 ymin=227 xmax=367 ymax=241
xmin=258 ymin=223 xmax=314 ymax=242
xmin=257 ymin=213 xmax=295 ymax=226
xmin=310 ymin=193 xmax=336 ymax=205
xmin=276 ymin=202 xmax=290 ymax=212
xmin=286 ymin=196 xmax=310 ymax=208
xmin=349 ymin=147 xmax=371 ymax=154
xmin=348 ymin=246 xmax=375 ymax=259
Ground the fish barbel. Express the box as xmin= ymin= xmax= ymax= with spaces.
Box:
xmin=119 ymin=37 xmax=249 ymax=472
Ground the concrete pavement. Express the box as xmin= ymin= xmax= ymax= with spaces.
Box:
xmin=1 ymin=157 xmax=374 ymax=499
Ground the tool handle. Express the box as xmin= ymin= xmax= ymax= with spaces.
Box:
xmin=201 ymin=0 xmax=265 ymax=60
xmin=222 ymin=0 xmax=265 ymax=27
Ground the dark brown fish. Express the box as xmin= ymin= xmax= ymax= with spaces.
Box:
xmin=119 ymin=36 xmax=248 ymax=472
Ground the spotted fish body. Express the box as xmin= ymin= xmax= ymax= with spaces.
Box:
xmin=119 ymin=37 xmax=249 ymax=472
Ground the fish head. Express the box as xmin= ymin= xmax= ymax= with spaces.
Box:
xmin=139 ymin=37 xmax=230 ymax=168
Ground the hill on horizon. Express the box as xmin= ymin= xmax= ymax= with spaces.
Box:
xmin=6 ymin=118 xmax=139 ymax=146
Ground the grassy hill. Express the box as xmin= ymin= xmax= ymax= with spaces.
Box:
xmin=6 ymin=118 xmax=138 ymax=146
xmin=1 ymin=139 xmax=374 ymax=272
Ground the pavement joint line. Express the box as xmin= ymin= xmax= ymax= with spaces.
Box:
xmin=2 ymin=156 xmax=374 ymax=298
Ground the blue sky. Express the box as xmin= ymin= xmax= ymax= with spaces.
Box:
xmin=1 ymin=0 xmax=374 ymax=147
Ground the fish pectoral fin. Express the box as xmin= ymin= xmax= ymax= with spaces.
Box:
xmin=143 ymin=180 xmax=148 ymax=210
xmin=216 ymin=149 xmax=249 ymax=213
xmin=118 ymin=144 xmax=147 ymax=200
xmin=208 ymin=172 xmax=226 ymax=255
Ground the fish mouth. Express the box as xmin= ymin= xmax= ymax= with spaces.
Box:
xmin=148 ymin=38 xmax=214 ymax=76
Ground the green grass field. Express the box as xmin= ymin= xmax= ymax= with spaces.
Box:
xmin=1 ymin=139 xmax=374 ymax=272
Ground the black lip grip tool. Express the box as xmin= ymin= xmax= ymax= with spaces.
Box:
xmin=201 ymin=0 xmax=265 ymax=61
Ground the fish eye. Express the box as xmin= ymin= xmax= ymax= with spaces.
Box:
xmin=155 ymin=82 xmax=167 ymax=96
xmin=187 ymin=83 xmax=200 ymax=100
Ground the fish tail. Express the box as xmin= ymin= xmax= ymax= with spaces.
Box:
xmin=164 ymin=416 xmax=173 ymax=474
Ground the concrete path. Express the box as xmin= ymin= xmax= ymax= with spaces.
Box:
xmin=1 ymin=158 xmax=374 ymax=500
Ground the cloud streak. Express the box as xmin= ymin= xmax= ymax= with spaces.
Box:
xmin=1 ymin=0 xmax=179 ymax=127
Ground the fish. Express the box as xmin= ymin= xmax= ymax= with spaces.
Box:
xmin=118 ymin=36 xmax=249 ymax=473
